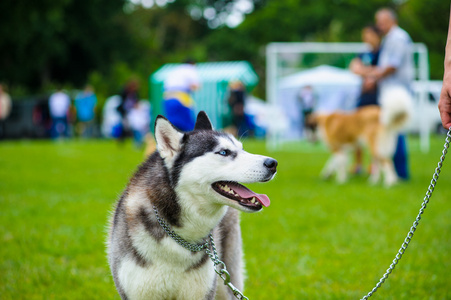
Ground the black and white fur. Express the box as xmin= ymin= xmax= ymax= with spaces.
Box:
xmin=107 ymin=111 xmax=277 ymax=299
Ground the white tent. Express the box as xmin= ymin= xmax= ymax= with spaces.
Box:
xmin=277 ymin=65 xmax=362 ymax=139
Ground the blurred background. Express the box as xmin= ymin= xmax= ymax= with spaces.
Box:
xmin=1 ymin=1 xmax=451 ymax=299
xmin=0 ymin=0 xmax=448 ymax=141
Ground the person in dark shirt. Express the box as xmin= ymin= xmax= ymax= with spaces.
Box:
xmin=350 ymin=25 xmax=382 ymax=108
xmin=228 ymin=80 xmax=247 ymax=137
xmin=116 ymin=80 xmax=140 ymax=142
xmin=349 ymin=25 xmax=382 ymax=174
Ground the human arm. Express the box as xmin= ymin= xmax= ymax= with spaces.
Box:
xmin=439 ymin=6 xmax=451 ymax=130
xmin=190 ymin=83 xmax=200 ymax=91
xmin=370 ymin=66 xmax=396 ymax=81
xmin=350 ymin=57 xmax=378 ymax=76
xmin=349 ymin=56 xmax=379 ymax=91
xmin=188 ymin=65 xmax=201 ymax=92
xmin=349 ymin=57 xmax=366 ymax=76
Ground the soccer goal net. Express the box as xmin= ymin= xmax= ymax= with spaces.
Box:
xmin=265 ymin=42 xmax=431 ymax=152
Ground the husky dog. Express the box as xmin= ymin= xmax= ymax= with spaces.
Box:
xmin=107 ymin=111 xmax=277 ymax=300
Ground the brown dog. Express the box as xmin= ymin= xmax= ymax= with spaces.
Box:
xmin=310 ymin=85 xmax=412 ymax=186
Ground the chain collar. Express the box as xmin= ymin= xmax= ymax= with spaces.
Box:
xmin=152 ymin=205 xmax=209 ymax=252
xmin=152 ymin=205 xmax=249 ymax=299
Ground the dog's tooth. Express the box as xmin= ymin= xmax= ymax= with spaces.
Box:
xmin=251 ymin=197 xmax=256 ymax=204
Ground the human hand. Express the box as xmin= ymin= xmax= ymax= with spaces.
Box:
xmin=350 ymin=58 xmax=365 ymax=75
xmin=438 ymin=70 xmax=451 ymax=130
xmin=362 ymin=77 xmax=377 ymax=92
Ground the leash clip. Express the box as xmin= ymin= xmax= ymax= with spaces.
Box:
xmin=217 ymin=268 xmax=248 ymax=300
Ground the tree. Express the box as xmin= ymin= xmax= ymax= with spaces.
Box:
xmin=400 ymin=0 xmax=449 ymax=80
xmin=0 ymin=0 xmax=133 ymax=93
xmin=1 ymin=0 xmax=447 ymax=98
xmin=203 ymin=0 xmax=448 ymax=97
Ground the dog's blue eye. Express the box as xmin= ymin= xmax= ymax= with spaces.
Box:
xmin=218 ymin=150 xmax=229 ymax=156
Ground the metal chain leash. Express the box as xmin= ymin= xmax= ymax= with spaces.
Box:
xmin=153 ymin=128 xmax=451 ymax=300
xmin=361 ymin=127 xmax=451 ymax=300
xmin=153 ymin=206 xmax=207 ymax=252
xmin=153 ymin=206 xmax=249 ymax=299
xmin=205 ymin=234 xmax=249 ymax=300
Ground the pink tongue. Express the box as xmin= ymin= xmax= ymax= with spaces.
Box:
xmin=230 ymin=184 xmax=271 ymax=207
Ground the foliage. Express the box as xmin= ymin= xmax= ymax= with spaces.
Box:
xmin=400 ymin=0 xmax=449 ymax=80
xmin=0 ymin=0 xmax=449 ymax=99
xmin=0 ymin=0 xmax=134 ymax=93
xmin=204 ymin=0 xmax=447 ymax=97
xmin=0 ymin=136 xmax=451 ymax=298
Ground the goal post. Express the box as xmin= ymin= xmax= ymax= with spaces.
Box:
xmin=265 ymin=42 xmax=430 ymax=152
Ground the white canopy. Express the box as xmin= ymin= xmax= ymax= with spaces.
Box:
xmin=279 ymin=65 xmax=362 ymax=89
xmin=276 ymin=65 xmax=362 ymax=139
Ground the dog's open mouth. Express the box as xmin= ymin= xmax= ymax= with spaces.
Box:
xmin=212 ymin=181 xmax=270 ymax=209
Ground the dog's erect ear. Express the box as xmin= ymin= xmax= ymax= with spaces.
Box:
xmin=155 ymin=115 xmax=184 ymax=161
xmin=194 ymin=111 xmax=213 ymax=131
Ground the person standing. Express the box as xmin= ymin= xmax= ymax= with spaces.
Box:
xmin=350 ymin=25 xmax=382 ymax=108
xmin=116 ymin=80 xmax=140 ymax=142
xmin=228 ymin=80 xmax=247 ymax=137
xmin=369 ymin=8 xmax=414 ymax=180
xmin=49 ymin=87 xmax=71 ymax=139
xmin=349 ymin=25 xmax=382 ymax=174
xmin=297 ymin=85 xmax=316 ymax=142
xmin=0 ymin=84 xmax=12 ymax=139
xmin=127 ymin=101 xmax=151 ymax=148
xmin=74 ymin=85 xmax=97 ymax=138
xmin=373 ymin=8 xmax=414 ymax=91
xmin=163 ymin=59 xmax=201 ymax=132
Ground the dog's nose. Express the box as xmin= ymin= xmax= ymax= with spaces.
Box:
xmin=264 ymin=158 xmax=278 ymax=172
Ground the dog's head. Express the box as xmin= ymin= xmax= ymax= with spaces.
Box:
xmin=154 ymin=111 xmax=277 ymax=213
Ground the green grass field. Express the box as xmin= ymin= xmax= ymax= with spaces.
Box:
xmin=1 ymin=135 xmax=450 ymax=299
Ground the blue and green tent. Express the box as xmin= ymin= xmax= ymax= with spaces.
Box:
xmin=149 ymin=61 xmax=259 ymax=130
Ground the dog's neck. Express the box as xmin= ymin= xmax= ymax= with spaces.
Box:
xmin=174 ymin=188 xmax=228 ymax=243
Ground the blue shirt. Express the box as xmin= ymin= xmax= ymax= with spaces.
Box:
xmin=75 ymin=92 xmax=97 ymax=121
